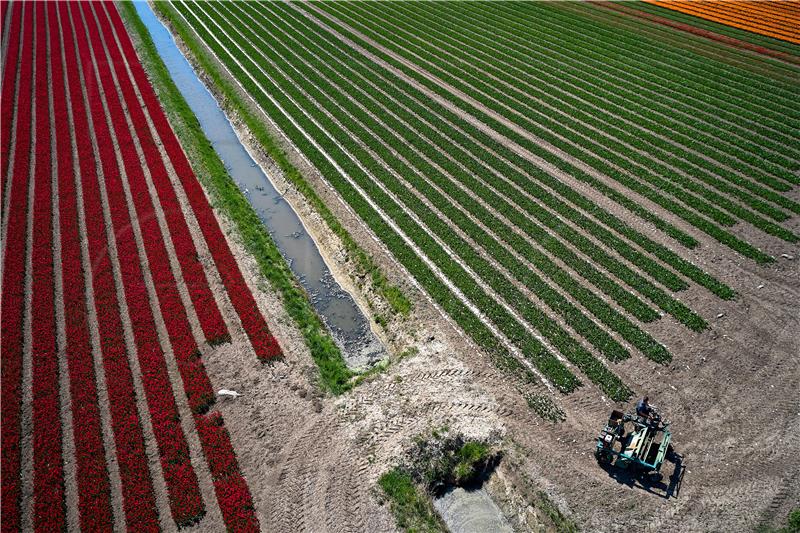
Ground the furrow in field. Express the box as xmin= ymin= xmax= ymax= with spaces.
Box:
xmin=309 ymin=3 xmax=776 ymax=263
xmin=59 ymin=2 xmax=162 ymax=528
xmin=49 ymin=2 xmax=113 ymax=528
xmin=385 ymin=1 xmax=800 ymax=219
xmin=30 ymin=3 xmax=65 ymax=528
xmin=106 ymin=5 xmax=281 ymax=364
xmin=68 ymin=2 xmax=205 ymax=527
xmin=171 ymin=1 xmax=580 ymax=393
xmin=0 ymin=2 xmax=33 ymax=527
xmin=286 ymin=1 xmax=737 ymax=298
xmin=49 ymin=12 xmax=80 ymax=529
xmin=225 ymin=0 xmax=676 ymax=361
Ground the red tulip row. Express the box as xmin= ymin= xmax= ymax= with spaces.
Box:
xmin=1 ymin=2 xmax=35 ymax=528
xmin=50 ymin=1 xmax=114 ymax=527
xmin=31 ymin=2 xmax=65 ymax=530
xmin=1 ymin=1 xmax=22 ymax=202
xmin=105 ymin=3 xmax=283 ymax=363
xmin=88 ymin=2 xmax=230 ymax=349
xmin=81 ymin=2 xmax=216 ymax=419
xmin=97 ymin=5 xmax=261 ymax=529
xmin=195 ymin=411 xmax=259 ymax=531
xmin=69 ymin=1 xmax=205 ymax=526
xmin=59 ymin=1 xmax=161 ymax=529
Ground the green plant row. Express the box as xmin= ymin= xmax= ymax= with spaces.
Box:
xmin=361 ymin=1 xmax=800 ymax=233
xmin=319 ymin=2 xmax=775 ymax=264
xmin=168 ymin=1 xmax=582 ymax=394
xmin=248 ymin=2 xmax=673 ymax=312
xmin=463 ymin=1 xmax=800 ymax=185
xmin=625 ymin=3 xmax=800 ymax=63
xmin=141 ymin=6 xmax=410 ymax=322
xmin=195 ymin=0 xmax=631 ymax=398
xmin=286 ymin=1 xmax=736 ymax=302
xmin=235 ymin=0 xmax=694 ymax=354
xmin=379 ymin=1 xmax=800 ymax=219
xmin=505 ymin=1 xmax=800 ymax=127
xmin=118 ymin=2 xmax=357 ymax=394
xmin=375 ymin=1 xmax=800 ymax=187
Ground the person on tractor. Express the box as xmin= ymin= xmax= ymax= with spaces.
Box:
xmin=636 ymin=396 xmax=654 ymax=420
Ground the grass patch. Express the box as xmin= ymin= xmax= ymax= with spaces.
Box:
xmin=378 ymin=469 xmax=447 ymax=533
xmin=118 ymin=1 xmax=356 ymax=393
xmin=379 ymin=430 xmax=500 ymax=532
xmin=150 ymin=1 xmax=410 ymax=319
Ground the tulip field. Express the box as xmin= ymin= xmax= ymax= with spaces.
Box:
xmin=1 ymin=1 xmax=279 ymax=530
xmin=161 ymin=0 xmax=799 ymax=402
xmin=2 ymin=1 xmax=799 ymax=531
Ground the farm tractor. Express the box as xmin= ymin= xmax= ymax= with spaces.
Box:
xmin=594 ymin=407 xmax=673 ymax=478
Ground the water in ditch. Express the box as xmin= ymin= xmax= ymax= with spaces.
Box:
xmin=134 ymin=1 xmax=384 ymax=369
xmin=434 ymin=486 xmax=514 ymax=533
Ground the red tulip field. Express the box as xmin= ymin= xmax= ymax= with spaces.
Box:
xmin=0 ymin=1 xmax=280 ymax=530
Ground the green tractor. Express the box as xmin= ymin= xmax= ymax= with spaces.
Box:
xmin=595 ymin=408 xmax=673 ymax=478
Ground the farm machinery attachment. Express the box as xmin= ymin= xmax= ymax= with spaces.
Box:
xmin=594 ymin=408 xmax=673 ymax=478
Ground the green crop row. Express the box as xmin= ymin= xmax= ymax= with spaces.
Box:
xmin=200 ymin=0 xmax=634 ymax=398
xmin=505 ymin=2 xmax=800 ymax=128
xmin=238 ymin=0 xmax=700 ymax=349
xmin=319 ymin=2 xmax=776 ymax=263
xmin=287 ymin=0 xmax=736 ymax=301
xmin=628 ymin=1 xmax=800 ymax=56
xmin=381 ymin=1 xmax=800 ymax=219
xmin=169 ymin=1 xmax=584 ymax=395
xmin=471 ymin=1 xmax=800 ymax=184
xmin=360 ymin=1 xmax=800 ymax=235
xmin=385 ymin=1 xmax=800 ymax=186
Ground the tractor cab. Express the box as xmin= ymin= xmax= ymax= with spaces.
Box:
xmin=595 ymin=408 xmax=672 ymax=475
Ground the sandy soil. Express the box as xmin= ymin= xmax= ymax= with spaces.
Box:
xmin=143 ymin=5 xmax=800 ymax=532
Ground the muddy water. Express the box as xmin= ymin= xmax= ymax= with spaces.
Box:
xmin=434 ymin=486 xmax=513 ymax=533
xmin=134 ymin=2 xmax=383 ymax=369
